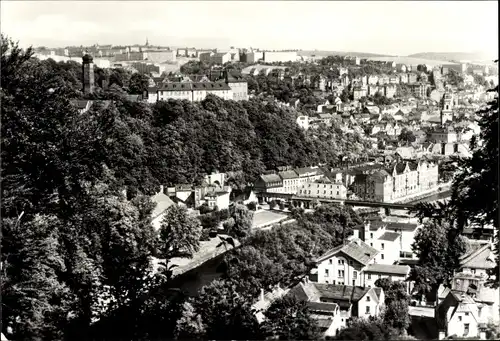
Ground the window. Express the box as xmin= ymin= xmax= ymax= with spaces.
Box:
xmin=365 ymin=306 xmax=370 ymax=314
xmin=367 ymin=296 xmax=371 ymax=302
xmin=478 ymin=307 xmax=482 ymax=317
xmin=338 ymin=270 xmax=345 ymax=278
xmin=353 ymin=271 xmax=357 ymax=279
xmin=368 ymin=274 xmax=372 ymax=280
xmin=370 ymin=233 xmax=374 ymax=239
xmin=381 ymin=254 xmax=384 ymax=260
xmin=464 ymin=324 xmax=469 ymax=336
xmin=465 ymin=312 xmax=469 ymax=316
xmin=338 ymin=259 xmax=344 ymax=265
xmin=458 ymin=316 xmax=462 ymax=321
xmin=381 ymin=243 xmax=385 ymax=250
xmin=329 ymin=259 xmax=333 ymax=264
xmin=370 ymin=243 xmax=373 ymax=247
xmin=471 ymin=269 xmax=476 ymax=274
xmin=325 ymin=269 xmax=329 ymax=277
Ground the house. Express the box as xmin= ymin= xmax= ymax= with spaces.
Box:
xmin=368 ymin=75 xmax=379 ymax=85
xmin=151 ymin=185 xmax=175 ymax=230
xmin=396 ymin=64 xmax=407 ymax=73
xmin=458 ymin=240 xmax=496 ymax=278
xmin=436 ymin=291 xmax=482 ymax=339
xmin=314 ymin=238 xmax=379 ymax=286
xmin=353 ymin=85 xmax=368 ymax=100
xmin=278 ymin=170 xmax=300 ymax=194
xmin=287 ymin=279 xmax=384 ymax=336
xmin=254 ymin=174 xmax=283 ymax=193
xmin=362 ymin=264 xmax=411 ymax=291
xmin=204 ymin=189 xmax=231 ymax=210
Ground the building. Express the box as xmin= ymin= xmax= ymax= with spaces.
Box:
xmin=350 ymin=161 xmax=439 ymax=202
xmin=384 ymin=84 xmax=397 ymax=99
xmin=131 ymin=62 xmax=160 ymax=75
xmin=241 ymin=51 xmax=264 ymax=63
xmin=143 ymin=82 xmax=233 ymax=103
xmin=440 ymin=92 xmax=454 ymax=124
xmin=314 ymin=238 xmax=379 ymax=286
xmin=362 ymin=264 xmax=411 ymax=289
xmin=437 ymin=292 xmax=481 ymax=339
xmin=297 ymin=178 xmax=347 ymax=200
xmin=286 ymin=279 xmax=384 ymax=337
xmin=145 ymin=50 xmax=176 ymax=63
xmin=278 ymin=170 xmax=300 ymax=194
xmin=396 ymin=64 xmax=407 ymax=72
xmin=409 ymin=82 xmax=429 ymax=98
xmin=209 ymin=69 xmax=248 ymax=101
xmin=204 ymin=189 xmax=231 ymax=210
xmin=263 ymin=51 xmax=297 ymax=63
xmin=353 ymin=86 xmax=368 ymax=100
xmin=429 ymin=126 xmax=457 ymax=143
xmin=399 ymin=73 xmax=409 ymax=84
xmin=254 ymin=174 xmax=283 ymax=193
xmin=295 ymin=167 xmax=324 ymax=188
xmin=368 ymin=85 xmax=380 ymax=96
xmin=368 ymin=75 xmax=379 ymax=85
xmin=151 ymin=186 xmax=176 ymax=230
xmin=377 ymin=75 xmax=389 ymax=86
xmin=114 ymin=51 xmax=146 ymax=62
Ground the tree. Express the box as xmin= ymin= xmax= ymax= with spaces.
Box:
xmin=335 ymin=316 xmax=398 ymax=340
xmin=157 ymin=205 xmax=202 ymax=260
xmin=128 ymin=73 xmax=149 ymax=94
xmin=409 ymin=219 xmax=466 ymax=301
xmin=451 ymin=82 xmax=498 ymax=287
xmin=262 ymin=295 xmax=321 ymax=340
xmin=398 ymin=128 xmax=416 ymax=145
xmin=227 ymin=204 xmax=253 ymax=238
xmin=177 ymin=280 xmax=262 ymax=340
xmin=375 ymin=278 xmax=411 ymax=333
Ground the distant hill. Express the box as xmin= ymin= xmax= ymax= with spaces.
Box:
xmin=407 ymin=52 xmax=497 ymax=63
xmin=298 ymin=50 xmax=393 ymax=58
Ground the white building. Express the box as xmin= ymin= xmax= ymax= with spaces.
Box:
xmin=297 ymin=179 xmax=347 ymax=200
xmin=263 ymin=51 xmax=298 ymax=63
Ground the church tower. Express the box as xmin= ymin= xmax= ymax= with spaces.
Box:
xmin=82 ymin=52 xmax=95 ymax=95
xmin=440 ymin=92 xmax=453 ymax=126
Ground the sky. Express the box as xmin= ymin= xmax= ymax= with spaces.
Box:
xmin=1 ymin=1 xmax=498 ymax=56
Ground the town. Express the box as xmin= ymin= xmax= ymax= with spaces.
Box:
xmin=1 ymin=1 xmax=498 ymax=341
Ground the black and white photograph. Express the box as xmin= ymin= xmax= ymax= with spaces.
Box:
xmin=1 ymin=1 xmax=498 ymax=340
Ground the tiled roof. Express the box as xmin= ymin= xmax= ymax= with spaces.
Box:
xmin=307 ymin=302 xmax=338 ymax=312
xmin=460 ymin=242 xmax=495 ymax=270
xmin=317 ymin=238 xmax=379 ymax=266
xmin=157 ymin=82 xmax=232 ymax=91
xmin=378 ymin=231 xmax=401 ymax=242
xmin=314 ymin=283 xmax=371 ymax=303
xmin=364 ymin=264 xmax=410 ymax=276
xmin=385 ymin=222 xmax=419 ymax=231
xmin=278 ymin=170 xmax=299 ymax=180
xmin=260 ymin=174 xmax=282 ymax=183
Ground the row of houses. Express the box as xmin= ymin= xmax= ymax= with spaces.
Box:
xmin=254 ymin=160 xmax=439 ymax=204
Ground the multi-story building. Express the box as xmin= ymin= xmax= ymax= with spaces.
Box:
xmin=399 ymin=73 xmax=409 ymax=84
xmin=353 ymin=86 xmax=368 ymax=100
xmin=145 ymin=50 xmax=176 ymax=63
xmin=278 ymin=170 xmax=300 ymax=194
xmin=208 ymin=69 xmax=248 ymax=101
xmin=114 ymin=51 xmax=147 ymax=62
xmin=315 ymin=238 xmax=379 ymax=286
xmin=297 ymin=179 xmax=347 ymax=200
xmin=409 ymin=82 xmax=429 ymax=98
xmin=254 ymin=174 xmax=284 ymax=193
xmin=389 ymin=76 xmax=399 ymax=84
xmin=362 ymin=264 xmax=411 ymax=290
xmin=263 ymin=51 xmax=297 ymax=63
xmin=377 ymin=75 xmax=389 ymax=85
xmin=368 ymin=85 xmax=380 ymax=96
xmin=441 ymin=63 xmax=467 ymax=74
xmin=384 ymin=84 xmax=397 ymax=99
xmin=143 ymin=82 xmax=233 ymax=103
xmin=295 ymin=167 xmax=324 ymax=188
xmin=429 ymin=126 xmax=458 ymax=143
xmin=368 ymin=75 xmax=379 ymax=85
xmin=350 ymin=161 xmax=439 ymax=202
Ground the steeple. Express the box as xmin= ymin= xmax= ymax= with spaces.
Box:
xmin=82 ymin=50 xmax=95 ymax=95
xmin=145 ymin=37 xmax=149 ymax=47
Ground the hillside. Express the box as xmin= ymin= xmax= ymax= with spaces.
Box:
xmin=407 ymin=51 xmax=497 ymax=63
xmin=298 ymin=50 xmax=393 ymax=58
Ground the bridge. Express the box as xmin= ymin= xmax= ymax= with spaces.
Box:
xmin=256 ymin=192 xmax=416 ymax=214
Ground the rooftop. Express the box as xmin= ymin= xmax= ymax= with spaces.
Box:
xmin=317 ymin=238 xmax=379 ymax=266
xmin=378 ymin=231 xmax=401 ymax=242
xmin=364 ymin=264 xmax=410 ymax=276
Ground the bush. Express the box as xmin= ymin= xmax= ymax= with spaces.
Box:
xmin=200 ymin=228 xmax=211 ymax=241
xmin=246 ymin=202 xmax=257 ymax=211
xmin=269 ymin=200 xmax=277 ymax=209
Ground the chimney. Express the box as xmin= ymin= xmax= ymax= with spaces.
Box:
xmin=260 ymin=288 xmax=265 ymax=302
